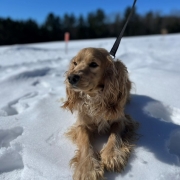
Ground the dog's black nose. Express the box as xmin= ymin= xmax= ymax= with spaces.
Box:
xmin=68 ymin=74 xmax=80 ymax=85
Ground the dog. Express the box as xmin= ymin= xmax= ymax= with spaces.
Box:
xmin=62 ymin=47 xmax=138 ymax=180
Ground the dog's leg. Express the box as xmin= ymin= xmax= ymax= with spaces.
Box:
xmin=101 ymin=116 xmax=138 ymax=172
xmin=68 ymin=125 xmax=104 ymax=180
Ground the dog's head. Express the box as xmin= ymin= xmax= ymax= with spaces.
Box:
xmin=66 ymin=48 xmax=110 ymax=93
xmin=63 ymin=47 xmax=131 ymax=116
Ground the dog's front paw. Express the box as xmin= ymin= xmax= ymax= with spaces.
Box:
xmin=101 ymin=142 xmax=131 ymax=172
xmin=72 ymin=152 xmax=104 ymax=180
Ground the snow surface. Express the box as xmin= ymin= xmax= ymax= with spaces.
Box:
xmin=0 ymin=34 xmax=180 ymax=180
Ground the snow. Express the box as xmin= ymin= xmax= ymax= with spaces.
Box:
xmin=0 ymin=34 xmax=180 ymax=180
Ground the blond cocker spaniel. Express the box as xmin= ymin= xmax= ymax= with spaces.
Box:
xmin=62 ymin=48 xmax=138 ymax=180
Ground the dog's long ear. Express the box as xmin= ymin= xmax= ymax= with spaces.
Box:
xmin=62 ymin=87 xmax=79 ymax=112
xmin=62 ymin=57 xmax=80 ymax=112
xmin=102 ymin=56 xmax=131 ymax=119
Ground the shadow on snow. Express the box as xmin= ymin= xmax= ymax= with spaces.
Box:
xmin=104 ymin=94 xmax=180 ymax=179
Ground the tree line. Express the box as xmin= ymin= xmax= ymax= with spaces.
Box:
xmin=0 ymin=7 xmax=180 ymax=45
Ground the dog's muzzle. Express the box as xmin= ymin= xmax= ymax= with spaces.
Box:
xmin=68 ymin=74 xmax=80 ymax=85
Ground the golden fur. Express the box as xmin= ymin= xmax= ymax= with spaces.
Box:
xmin=62 ymin=48 xmax=138 ymax=180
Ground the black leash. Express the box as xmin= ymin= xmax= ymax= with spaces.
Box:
xmin=109 ymin=0 xmax=137 ymax=58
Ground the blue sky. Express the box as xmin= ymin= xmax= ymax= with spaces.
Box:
xmin=0 ymin=0 xmax=180 ymax=23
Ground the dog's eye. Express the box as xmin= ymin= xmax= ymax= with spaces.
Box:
xmin=89 ymin=62 xmax=98 ymax=68
xmin=73 ymin=61 xmax=77 ymax=66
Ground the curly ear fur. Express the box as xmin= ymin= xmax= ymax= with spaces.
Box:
xmin=101 ymin=56 xmax=131 ymax=120
xmin=62 ymin=56 xmax=80 ymax=112
xmin=62 ymin=87 xmax=80 ymax=112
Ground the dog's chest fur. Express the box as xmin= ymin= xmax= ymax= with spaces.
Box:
xmin=78 ymin=92 xmax=110 ymax=132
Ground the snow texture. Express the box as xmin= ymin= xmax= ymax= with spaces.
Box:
xmin=0 ymin=34 xmax=180 ymax=180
